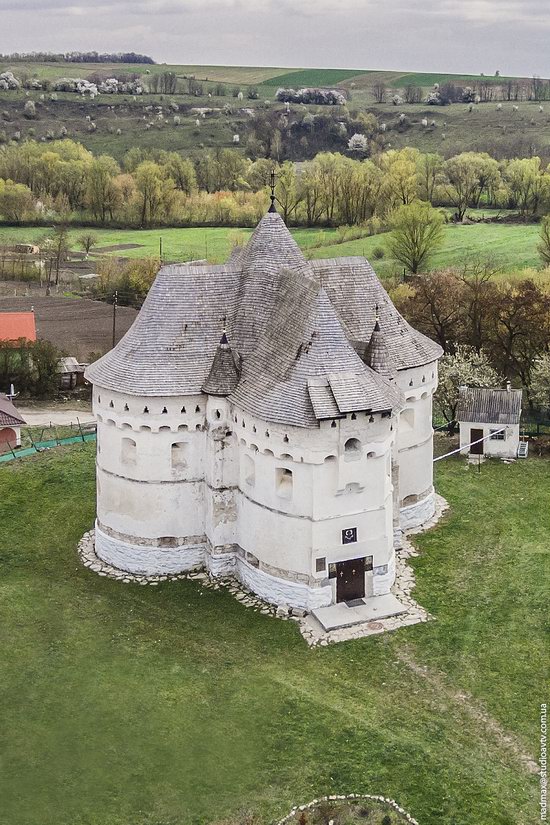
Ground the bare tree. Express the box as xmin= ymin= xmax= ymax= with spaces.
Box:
xmin=372 ymin=83 xmax=387 ymax=104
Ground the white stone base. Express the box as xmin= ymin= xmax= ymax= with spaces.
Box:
xmin=399 ymin=490 xmax=436 ymax=532
xmin=92 ymin=524 xmax=331 ymax=611
xmin=95 ymin=523 xmax=205 ymax=575
xmin=235 ymin=558 xmax=332 ymax=612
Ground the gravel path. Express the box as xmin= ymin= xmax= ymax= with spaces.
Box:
xmin=18 ymin=407 xmax=94 ymax=426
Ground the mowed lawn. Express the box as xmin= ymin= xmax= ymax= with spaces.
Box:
xmin=0 ymin=222 xmax=543 ymax=276
xmin=0 ymin=446 xmax=545 ymax=825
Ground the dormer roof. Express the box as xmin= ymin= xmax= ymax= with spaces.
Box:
xmin=201 ymin=331 xmax=240 ymax=396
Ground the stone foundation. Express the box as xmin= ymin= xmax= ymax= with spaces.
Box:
xmin=399 ymin=489 xmax=436 ymax=532
xmin=92 ymin=524 xmax=331 ymax=610
xmin=236 ymin=557 xmax=332 ymax=611
xmin=95 ymin=523 xmax=205 ymax=575
xmin=80 ymin=493 xmax=449 ymax=646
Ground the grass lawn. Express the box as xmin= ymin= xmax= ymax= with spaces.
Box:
xmin=0 ymin=221 xmax=543 ymax=280
xmin=0 ymin=446 xmax=545 ymax=825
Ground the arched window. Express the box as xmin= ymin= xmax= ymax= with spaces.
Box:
xmin=171 ymin=442 xmax=187 ymax=470
xmin=344 ymin=438 xmax=362 ymax=461
xmin=400 ymin=408 xmax=415 ymax=432
xmin=244 ymin=455 xmax=255 ymax=486
xmin=276 ymin=467 xmax=293 ymax=499
xmin=121 ymin=437 xmax=136 ymax=465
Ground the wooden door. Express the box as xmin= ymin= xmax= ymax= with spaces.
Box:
xmin=336 ymin=558 xmax=365 ymax=603
xmin=470 ymin=428 xmax=484 ymax=455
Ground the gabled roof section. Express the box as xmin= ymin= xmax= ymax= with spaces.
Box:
xmin=85 ymin=264 xmax=241 ymax=396
xmin=0 ymin=394 xmax=25 ymax=427
xmin=201 ymin=331 xmax=240 ymax=396
xmin=457 ymin=386 xmax=523 ymax=425
xmin=229 ymin=281 xmax=402 ymax=427
xmin=0 ymin=311 xmax=36 ymax=342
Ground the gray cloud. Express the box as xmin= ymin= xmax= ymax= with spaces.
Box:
xmin=0 ymin=0 xmax=548 ymax=76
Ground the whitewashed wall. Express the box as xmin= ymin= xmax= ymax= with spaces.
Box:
xmin=459 ymin=421 xmax=519 ymax=459
xmin=394 ymin=361 xmax=438 ymax=528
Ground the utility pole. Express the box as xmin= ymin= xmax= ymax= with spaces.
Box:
xmin=112 ymin=289 xmax=118 ymax=349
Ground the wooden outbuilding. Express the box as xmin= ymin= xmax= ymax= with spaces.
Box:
xmin=457 ymin=384 xmax=523 ymax=459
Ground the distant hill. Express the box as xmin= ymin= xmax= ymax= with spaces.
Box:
xmin=0 ymin=60 xmax=548 ymax=162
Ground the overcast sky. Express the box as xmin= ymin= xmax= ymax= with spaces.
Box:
xmin=1 ymin=0 xmax=549 ymax=77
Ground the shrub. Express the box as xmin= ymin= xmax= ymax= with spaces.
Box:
xmin=276 ymin=87 xmax=346 ymax=105
xmin=23 ymin=100 xmax=37 ymax=119
xmin=372 ymin=245 xmax=385 ymax=259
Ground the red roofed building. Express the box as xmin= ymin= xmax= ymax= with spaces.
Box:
xmin=0 ymin=394 xmax=26 ymax=453
xmin=0 ymin=311 xmax=37 ymax=343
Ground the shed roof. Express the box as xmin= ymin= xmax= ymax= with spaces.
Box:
xmin=457 ymin=386 xmax=523 ymax=425
xmin=0 ymin=311 xmax=36 ymax=342
xmin=0 ymin=394 xmax=25 ymax=427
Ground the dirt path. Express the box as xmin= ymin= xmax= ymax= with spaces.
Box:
xmin=397 ymin=647 xmax=539 ymax=775
xmin=18 ymin=407 xmax=94 ymax=427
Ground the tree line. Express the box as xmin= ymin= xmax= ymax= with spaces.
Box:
xmin=1 ymin=140 xmax=550 ymax=229
xmin=0 ymin=52 xmax=155 ymax=64
xmin=391 ymin=262 xmax=550 ymax=420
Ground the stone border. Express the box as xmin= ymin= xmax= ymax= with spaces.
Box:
xmin=78 ymin=530 xmax=290 ymax=618
xmin=77 ymin=494 xmax=449 ymax=646
xmin=275 ymin=793 xmax=420 ymax=824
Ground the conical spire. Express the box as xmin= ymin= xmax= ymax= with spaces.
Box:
xmin=365 ymin=306 xmax=396 ymax=380
xmin=202 ymin=328 xmax=240 ymax=396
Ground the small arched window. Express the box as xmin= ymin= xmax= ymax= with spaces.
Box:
xmin=276 ymin=467 xmax=293 ymax=499
xmin=344 ymin=438 xmax=362 ymax=462
xmin=215 ymin=409 xmax=221 ymax=419
xmin=244 ymin=455 xmax=255 ymax=486
xmin=162 ymin=407 xmax=168 ymax=414
xmin=171 ymin=442 xmax=187 ymax=469
xmin=121 ymin=437 xmax=136 ymax=464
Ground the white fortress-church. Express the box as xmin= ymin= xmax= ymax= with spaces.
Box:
xmin=85 ymin=205 xmax=442 ymax=611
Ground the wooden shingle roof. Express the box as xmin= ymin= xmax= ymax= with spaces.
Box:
xmin=457 ymin=386 xmax=523 ymax=425
xmin=86 ymin=211 xmax=441 ymax=427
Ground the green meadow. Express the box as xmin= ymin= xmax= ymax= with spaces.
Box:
xmin=0 ymin=221 xmax=542 ymax=277
xmin=0 ymin=445 xmax=544 ymax=825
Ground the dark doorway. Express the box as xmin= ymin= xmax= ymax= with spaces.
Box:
xmin=470 ymin=428 xmax=484 ymax=455
xmin=336 ymin=557 xmax=365 ymax=603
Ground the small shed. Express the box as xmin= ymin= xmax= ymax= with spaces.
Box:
xmin=57 ymin=357 xmax=86 ymax=390
xmin=0 ymin=394 xmax=25 ymax=453
xmin=457 ymin=384 xmax=523 ymax=459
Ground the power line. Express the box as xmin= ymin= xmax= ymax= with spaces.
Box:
xmin=433 ymin=427 xmax=506 ymax=463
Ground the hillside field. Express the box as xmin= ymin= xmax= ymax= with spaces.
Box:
xmin=0 ymin=221 xmax=543 ymax=276
xmin=0 ymin=61 xmax=548 ymax=160
xmin=0 ymin=444 xmax=544 ymax=825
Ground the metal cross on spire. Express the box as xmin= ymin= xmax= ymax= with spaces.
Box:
xmin=268 ymin=168 xmax=277 ymax=212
